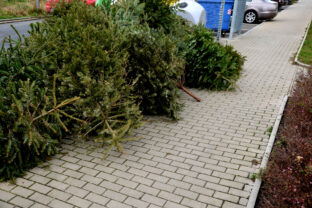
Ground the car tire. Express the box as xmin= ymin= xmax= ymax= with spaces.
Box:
xmin=244 ymin=10 xmax=258 ymax=24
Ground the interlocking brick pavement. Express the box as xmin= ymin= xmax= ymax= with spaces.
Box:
xmin=1 ymin=1 xmax=312 ymax=207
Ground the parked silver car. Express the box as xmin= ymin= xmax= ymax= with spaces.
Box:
xmin=244 ymin=0 xmax=278 ymax=24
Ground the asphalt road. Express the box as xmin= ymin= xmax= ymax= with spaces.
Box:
xmin=0 ymin=20 xmax=40 ymax=48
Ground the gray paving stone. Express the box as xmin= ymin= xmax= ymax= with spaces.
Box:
xmin=219 ymin=179 xmax=244 ymax=189
xmin=63 ymin=162 xmax=82 ymax=171
xmin=152 ymin=182 xmax=175 ymax=193
xmin=107 ymin=200 xmax=132 ymax=208
xmin=174 ymin=187 xmax=198 ymax=200
xmin=137 ymin=184 xmax=160 ymax=196
xmin=198 ymin=194 xmax=223 ymax=207
xmin=29 ymin=174 xmax=51 ymax=184
xmin=100 ymin=180 xmax=122 ymax=192
xmin=61 ymin=170 xmax=83 ymax=181
xmin=214 ymin=191 xmax=239 ymax=203
xmin=162 ymin=171 xmax=184 ymax=180
xmin=48 ymin=189 xmax=72 ymax=201
xmin=128 ymin=168 xmax=149 ymax=177
xmin=205 ymin=182 xmax=229 ymax=193
xmin=0 ymin=182 xmax=16 ymax=192
xmin=164 ymin=201 xmax=189 ymax=208
xmin=190 ymin=185 xmax=214 ymax=196
xmin=167 ymin=179 xmax=191 ymax=190
xmin=103 ymin=190 xmax=127 ymax=202
xmin=222 ymin=201 xmax=245 ymax=208
xmin=77 ymin=160 xmax=96 ymax=168
xmin=65 ymin=177 xmax=86 ymax=188
xmin=181 ymin=198 xmax=206 ymax=208
xmin=11 ymin=186 xmax=34 ymax=198
xmin=112 ymin=170 xmax=133 ymax=180
xmin=120 ymin=187 xmax=144 ymax=199
xmin=29 ymin=167 xmax=50 ymax=176
xmin=142 ymin=194 xmax=166 ymax=207
xmin=66 ymin=186 xmax=90 ymax=198
xmin=10 ymin=196 xmax=34 ymax=208
xmin=62 ymin=155 xmax=80 ymax=163
xmin=89 ymin=203 xmax=106 ymax=208
xmin=15 ymin=178 xmax=33 ymax=188
xmin=229 ymin=188 xmax=250 ymax=198
xmin=83 ymin=182 xmax=106 ymax=195
xmin=124 ymin=197 xmax=149 ymax=208
xmin=79 ymin=167 xmax=100 ymax=176
xmin=68 ymin=196 xmax=92 ymax=208
xmin=49 ymin=199 xmax=73 ymax=208
xmin=48 ymin=164 xmax=66 ymax=173
xmin=29 ymin=183 xmax=52 ymax=194
xmin=158 ymin=191 xmax=182 ymax=203
xmin=47 ymin=172 xmax=68 ymax=182
xmin=0 ymin=200 xmax=14 ymax=208
xmin=0 ymin=190 xmax=14 ymax=201
xmin=239 ymin=197 xmax=248 ymax=206
xmin=29 ymin=192 xmax=53 ymax=205
xmin=47 ymin=180 xmax=69 ymax=191
xmin=132 ymin=176 xmax=154 ymax=186
xmin=183 ymin=175 xmax=206 ymax=187
xmin=81 ymin=174 xmax=103 ymax=185
xmin=85 ymin=193 xmax=110 ymax=205
xmin=198 ymin=174 xmax=220 ymax=184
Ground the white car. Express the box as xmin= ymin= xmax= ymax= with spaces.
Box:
xmin=175 ymin=0 xmax=206 ymax=26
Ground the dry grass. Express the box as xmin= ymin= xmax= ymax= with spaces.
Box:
xmin=0 ymin=0 xmax=46 ymax=19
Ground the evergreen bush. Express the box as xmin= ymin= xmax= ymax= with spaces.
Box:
xmin=184 ymin=25 xmax=245 ymax=90
xmin=0 ymin=3 xmax=143 ymax=180
xmin=97 ymin=0 xmax=184 ymax=118
xmin=0 ymin=0 xmax=246 ymax=181
xmin=139 ymin=0 xmax=176 ymax=33
xmin=0 ymin=36 xmax=81 ymax=181
xmin=30 ymin=3 xmax=143 ymax=145
xmin=125 ymin=25 xmax=184 ymax=118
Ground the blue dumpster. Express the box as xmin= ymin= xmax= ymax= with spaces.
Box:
xmin=197 ymin=0 xmax=234 ymax=32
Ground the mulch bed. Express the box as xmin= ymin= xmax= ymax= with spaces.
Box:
xmin=256 ymin=70 xmax=312 ymax=208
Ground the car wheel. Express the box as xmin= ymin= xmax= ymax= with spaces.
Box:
xmin=244 ymin=11 xmax=257 ymax=24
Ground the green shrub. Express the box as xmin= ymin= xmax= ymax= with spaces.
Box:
xmin=125 ymin=25 xmax=184 ymax=118
xmin=0 ymin=0 xmax=246 ymax=181
xmin=139 ymin=0 xmax=176 ymax=33
xmin=184 ymin=25 xmax=245 ymax=90
xmin=0 ymin=36 xmax=81 ymax=181
xmin=97 ymin=0 xmax=184 ymax=118
xmin=0 ymin=78 xmax=79 ymax=181
xmin=33 ymin=3 xmax=143 ymax=143
xmin=0 ymin=3 xmax=143 ymax=180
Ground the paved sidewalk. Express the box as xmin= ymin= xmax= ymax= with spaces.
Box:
xmin=1 ymin=1 xmax=312 ymax=208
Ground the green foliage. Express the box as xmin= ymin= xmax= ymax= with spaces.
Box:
xmin=96 ymin=0 xmax=183 ymax=118
xmin=139 ymin=0 xmax=176 ymax=33
xmin=0 ymin=0 xmax=246 ymax=181
xmin=0 ymin=36 xmax=80 ymax=180
xmin=0 ymin=79 xmax=58 ymax=181
xmin=184 ymin=25 xmax=245 ymax=90
xmin=33 ymin=2 xmax=143 ymax=143
xmin=0 ymin=3 xmax=143 ymax=180
xmin=125 ymin=25 xmax=184 ymax=118
xmin=266 ymin=126 xmax=273 ymax=135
